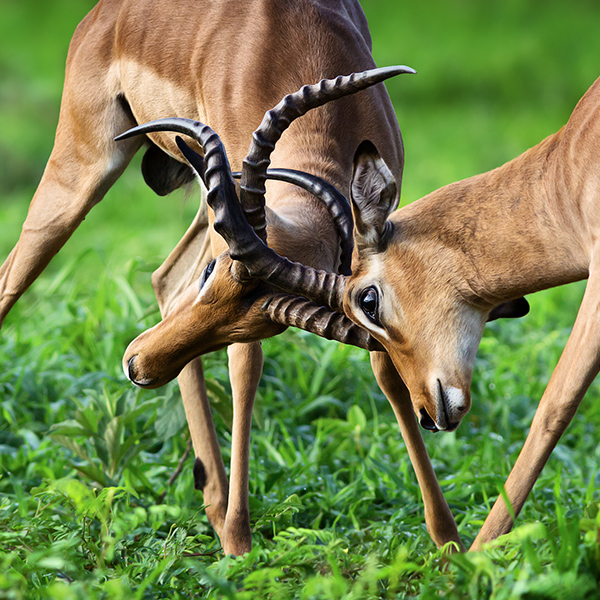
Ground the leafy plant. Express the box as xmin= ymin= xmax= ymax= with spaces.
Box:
xmin=48 ymin=388 xmax=160 ymax=489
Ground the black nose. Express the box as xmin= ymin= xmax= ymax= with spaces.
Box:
xmin=419 ymin=409 xmax=439 ymax=432
xmin=128 ymin=356 xmax=137 ymax=382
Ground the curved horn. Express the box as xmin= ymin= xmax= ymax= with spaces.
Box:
xmin=263 ymin=294 xmax=383 ymax=352
xmin=170 ymin=135 xmax=346 ymax=308
xmin=173 ymin=136 xmax=346 ymax=306
xmin=233 ymin=168 xmax=353 ymax=275
xmin=240 ymin=65 xmax=416 ymax=242
xmin=116 ymin=120 xmax=353 ymax=279
xmin=116 ymin=119 xmax=252 ymax=280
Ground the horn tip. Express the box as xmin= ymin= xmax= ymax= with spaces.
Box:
xmin=114 ymin=127 xmax=141 ymax=142
xmin=388 ymin=65 xmax=417 ymax=76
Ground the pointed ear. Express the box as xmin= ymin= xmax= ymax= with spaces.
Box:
xmin=350 ymin=140 xmax=398 ymax=248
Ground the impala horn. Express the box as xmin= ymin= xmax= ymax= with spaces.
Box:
xmin=239 ymin=66 xmax=415 ymax=244
xmin=263 ymin=293 xmax=384 ymax=351
xmin=117 ymin=121 xmax=381 ymax=349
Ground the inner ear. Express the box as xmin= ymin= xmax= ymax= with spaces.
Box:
xmin=487 ymin=297 xmax=530 ymax=322
xmin=351 ymin=140 xmax=398 ymax=248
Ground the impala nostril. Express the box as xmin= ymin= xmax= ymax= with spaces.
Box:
xmin=127 ymin=356 xmax=137 ymax=382
xmin=419 ymin=408 xmax=439 ymax=432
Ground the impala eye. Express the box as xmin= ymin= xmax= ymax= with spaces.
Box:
xmin=199 ymin=259 xmax=216 ymax=290
xmin=360 ymin=286 xmax=379 ymax=324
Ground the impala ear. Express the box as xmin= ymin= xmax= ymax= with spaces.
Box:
xmin=350 ymin=140 xmax=398 ymax=248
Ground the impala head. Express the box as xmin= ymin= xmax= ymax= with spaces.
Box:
xmin=122 ymin=153 xmax=357 ymax=389
xmin=343 ymin=141 xmax=529 ymax=431
xmin=341 ymin=141 xmax=480 ymax=430
xmin=124 ymin=253 xmax=284 ymax=388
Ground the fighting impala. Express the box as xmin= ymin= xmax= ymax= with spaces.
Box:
xmin=184 ymin=67 xmax=600 ymax=548
xmin=0 ymin=0 xmax=474 ymax=555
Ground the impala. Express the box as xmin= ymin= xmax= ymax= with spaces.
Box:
xmin=199 ymin=67 xmax=599 ymax=549
xmin=0 ymin=0 xmax=467 ymax=555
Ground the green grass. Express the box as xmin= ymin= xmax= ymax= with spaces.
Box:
xmin=2 ymin=0 xmax=600 ymax=598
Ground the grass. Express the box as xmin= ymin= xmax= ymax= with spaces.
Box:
xmin=2 ymin=0 xmax=600 ymax=598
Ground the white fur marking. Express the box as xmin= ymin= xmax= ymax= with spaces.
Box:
xmin=444 ymin=386 xmax=467 ymax=413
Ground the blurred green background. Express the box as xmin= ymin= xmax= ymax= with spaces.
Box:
xmin=2 ymin=1 xmax=600 ymax=597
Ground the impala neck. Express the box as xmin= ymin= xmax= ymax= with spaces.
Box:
xmin=399 ymin=125 xmax=592 ymax=305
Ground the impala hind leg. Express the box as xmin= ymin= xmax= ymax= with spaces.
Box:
xmin=0 ymin=82 xmax=141 ymax=326
xmin=471 ymin=263 xmax=600 ymax=551
xmin=221 ymin=341 xmax=263 ymax=555
xmin=371 ymin=351 xmax=464 ymax=551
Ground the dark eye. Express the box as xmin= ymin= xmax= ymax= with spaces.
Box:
xmin=360 ymin=286 xmax=379 ymax=324
xmin=199 ymin=259 xmax=216 ymax=290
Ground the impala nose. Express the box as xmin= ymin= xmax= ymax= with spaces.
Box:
xmin=419 ymin=409 xmax=439 ymax=432
xmin=126 ymin=355 xmax=154 ymax=388
xmin=433 ymin=379 xmax=469 ymax=431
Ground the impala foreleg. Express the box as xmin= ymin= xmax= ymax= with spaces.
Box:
xmin=176 ymin=359 xmax=230 ymax=535
xmin=221 ymin=341 xmax=263 ymax=555
xmin=370 ymin=351 xmax=465 ymax=551
xmin=151 ymin=227 xmax=230 ymax=536
xmin=471 ymin=265 xmax=600 ymax=551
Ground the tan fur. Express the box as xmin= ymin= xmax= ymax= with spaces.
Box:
xmin=344 ymin=76 xmax=600 ymax=549
xmin=0 ymin=0 xmax=462 ymax=554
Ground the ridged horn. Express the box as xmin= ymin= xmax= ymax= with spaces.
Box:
xmin=170 ymin=133 xmax=348 ymax=310
xmin=263 ymin=294 xmax=384 ymax=352
xmin=240 ymin=65 xmax=416 ymax=242
xmin=116 ymin=119 xmax=252 ymax=281
xmin=232 ymin=168 xmax=353 ymax=276
xmin=115 ymin=120 xmax=353 ymax=275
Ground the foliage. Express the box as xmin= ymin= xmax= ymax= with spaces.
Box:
xmin=2 ymin=0 xmax=600 ymax=598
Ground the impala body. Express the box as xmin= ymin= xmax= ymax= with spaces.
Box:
xmin=0 ymin=0 xmax=464 ymax=554
xmin=340 ymin=80 xmax=598 ymax=548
